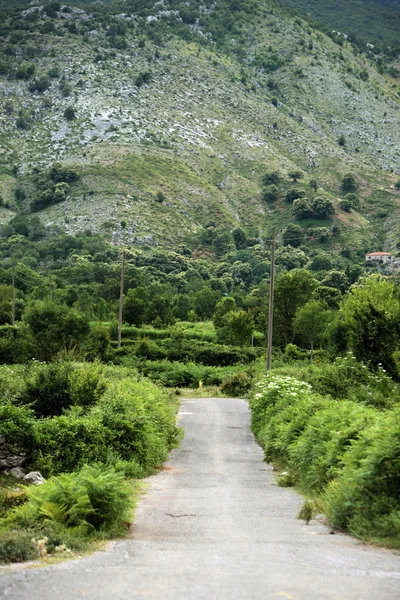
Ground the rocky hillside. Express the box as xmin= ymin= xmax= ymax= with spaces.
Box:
xmin=0 ymin=0 xmax=399 ymax=250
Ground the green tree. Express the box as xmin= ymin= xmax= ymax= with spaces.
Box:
xmin=193 ymin=287 xmax=220 ymax=320
xmin=339 ymin=275 xmax=400 ymax=376
xmin=24 ymin=301 xmax=90 ymax=361
xmin=173 ymin=295 xmax=192 ymax=321
xmin=262 ymin=170 xmax=281 ymax=185
xmin=309 ymin=179 xmax=318 ymax=192
xmin=344 ymin=193 xmax=360 ymax=210
xmin=216 ymin=310 xmax=254 ymax=346
xmin=123 ymin=287 xmax=148 ymax=326
xmin=294 ymin=300 xmax=332 ymax=359
xmin=64 ymin=106 xmax=76 ymax=121
xmin=341 ymin=173 xmax=358 ymax=194
xmin=309 ymin=253 xmax=333 ymax=272
xmin=288 ymin=169 xmax=304 ymax=183
xmin=311 ymin=197 xmax=334 ymax=218
xmin=313 ymin=285 xmax=342 ymax=309
xmin=213 ymin=231 xmax=235 ymax=257
xmin=292 ymin=197 xmax=312 ymax=219
xmin=339 ymin=198 xmax=353 ymax=212
xmin=321 ymin=270 xmax=349 ymax=293
xmin=262 ymin=184 xmax=279 ymax=202
xmin=282 ymin=223 xmax=304 ymax=247
xmin=0 ymin=284 xmax=12 ymax=324
xmin=274 ymin=269 xmax=317 ymax=345
xmin=275 ymin=246 xmax=307 ymax=271
xmin=213 ymin=297 xmax=236 ymax=329
xmin=231 ymin=227 xmax=248 ymax=250
xmin=285 ymin=188 xmax=305 ymax=203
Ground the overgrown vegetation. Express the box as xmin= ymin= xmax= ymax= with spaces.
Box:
xmin=0 ymin=0 xmax=400 ymax=564
xmin=250 ymin=371 xmax=400 ymax=548
xmin=0 ymin=363 xmax=179 ymax=563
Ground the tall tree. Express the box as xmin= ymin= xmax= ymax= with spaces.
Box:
xmin=273 ymin=269 xmax=317 ymax=345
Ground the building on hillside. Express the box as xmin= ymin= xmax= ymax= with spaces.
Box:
xmin=365 ymin=251 xmax=393 ymax=264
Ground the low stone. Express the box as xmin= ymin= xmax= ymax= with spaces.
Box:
xmin=0 ymin=456 xmax=26 ymax=468
xmin=24 ymin=471 xmax=46 ymax=486
xmin=7 ymin=467 xmax=26 ymax=479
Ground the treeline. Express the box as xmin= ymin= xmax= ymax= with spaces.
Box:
xmin=0 ymin=203 xmax=397 ymax=372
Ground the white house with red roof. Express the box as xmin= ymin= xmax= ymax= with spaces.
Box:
xmin=365 ymin=251 xmax=393 ymax=264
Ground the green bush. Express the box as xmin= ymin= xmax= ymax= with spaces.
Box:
xmin=33 ymin=412 xmax=108 ymax=475
xmin=6 ymin=465 xmax=134 ymax=537
xmin=93 ymin=377 xmax=178 ymax=474
xmin=22 ymin=361 xmax=75 ymax=417
xmin=0 ymin=327 xmax=32 ymax=364
xmin=289 ymin=401 xmax=375 ymax=490
xmin=133 ymin=338 xmax=260 ymax=366
xmin=137 ymin=360 xmax=233 ymax=388
xmin=0 ymin=531 xmax=38 ymax=564
xmin=69 ymin=363 xmax=107 ymax=409
xmin=273 ymin=353 xmax=399 ymax=409
xmin=325 ymin=407 xmax=400 ymax=546
xmin=250 ymin=373 xmax=400 ymax=548
xmin=0 ymin=402 xmax=35 ymax=449
xmin=220 ymin=371 xmax=253 ymax=397
xmin=21 ymin=361 xmax=107 ymax=417
xmin=252 ymin=376 xmax=329 ymax=463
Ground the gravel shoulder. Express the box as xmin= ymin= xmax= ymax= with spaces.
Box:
xmin=1 ymin=397 xmax=399 ymax=600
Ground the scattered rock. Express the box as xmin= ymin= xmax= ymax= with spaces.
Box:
xmin=6 ymin=467 xmax=26 ymax=479
xmin=24 ymin=472 xmax=46 ymax=486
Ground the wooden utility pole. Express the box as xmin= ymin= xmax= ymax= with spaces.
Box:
xmin=117 ymin=250 xmax=126 ymax=349
xmin=11 ymin=267 xmax=15 ymax=327
xmin=266 ymin=227 xmax=276 ymax=372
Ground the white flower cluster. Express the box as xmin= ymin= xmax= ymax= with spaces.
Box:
xmin=253 ymin=374 xmax=312 ymax=402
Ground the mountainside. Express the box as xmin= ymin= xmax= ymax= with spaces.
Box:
xmin=0 ymin=0 xmax=399 ymax=251
xmin=278 ymin=0 xmax=400 ymax=49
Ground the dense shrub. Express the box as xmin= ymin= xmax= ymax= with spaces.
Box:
xmin=274 ymin=353 xmax=399 ymax=409
xmin=220 ymin=371 xmax=253 ymax=397
xmin=252 ymin=376 xmax=329 ymax=463
xmin=137 ymin=360 xmax=233 ymax=388
xmin=289 ymin=401 xmax=375 ymax=490
xmin=5 ymin=465 xmax=134 ymax=539
xmin=21 ymin=361 xmax=107 ymax=417
xmin=325 ymin=408 xmax=400 ymax=546
xmin=133 ymin=338 xmax=260 ymax=366
xmin=0 ymin=531 xmax=38 ymax=564
xmin=0 ymin=402 xmax=35 ymax=449
xmin=250 ymin=374 xmax=400 ymax=547
xmin=93 ymin=377 xmax=178 ymax=473
xmin=33 ymin=412 xmax=108 ymax=475
xmin=24 ymin=302 xmax=90 ymax=361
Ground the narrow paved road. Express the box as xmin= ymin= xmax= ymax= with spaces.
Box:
xmin=1 ymin=398 xmax=399 ymax=600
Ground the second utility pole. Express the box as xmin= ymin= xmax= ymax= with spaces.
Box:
xmin=117 ymin=249 xmax=126 ymax=349
xmin=266 ymin=227 xmax=276 ymax=372
xmin=11 ymin=267 xmax=15 ymax=327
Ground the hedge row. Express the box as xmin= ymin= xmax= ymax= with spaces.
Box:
xmin=0 ymin=363 xmax=179 ymax=477
xmin=250 ymin=375 xmax=400 ymax=548
xmin=110 ymin=338 xmax=262 ymax=366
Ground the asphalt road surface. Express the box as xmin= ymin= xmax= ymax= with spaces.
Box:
xmin=1 ymin=398 xmax=399 ymax=600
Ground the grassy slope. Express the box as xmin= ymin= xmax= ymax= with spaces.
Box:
xmin=0 ymin=1 xmax=399 ymax=250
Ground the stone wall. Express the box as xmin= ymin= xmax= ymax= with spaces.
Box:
xmin=0 ymin=434 xmax=27 ymax=471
